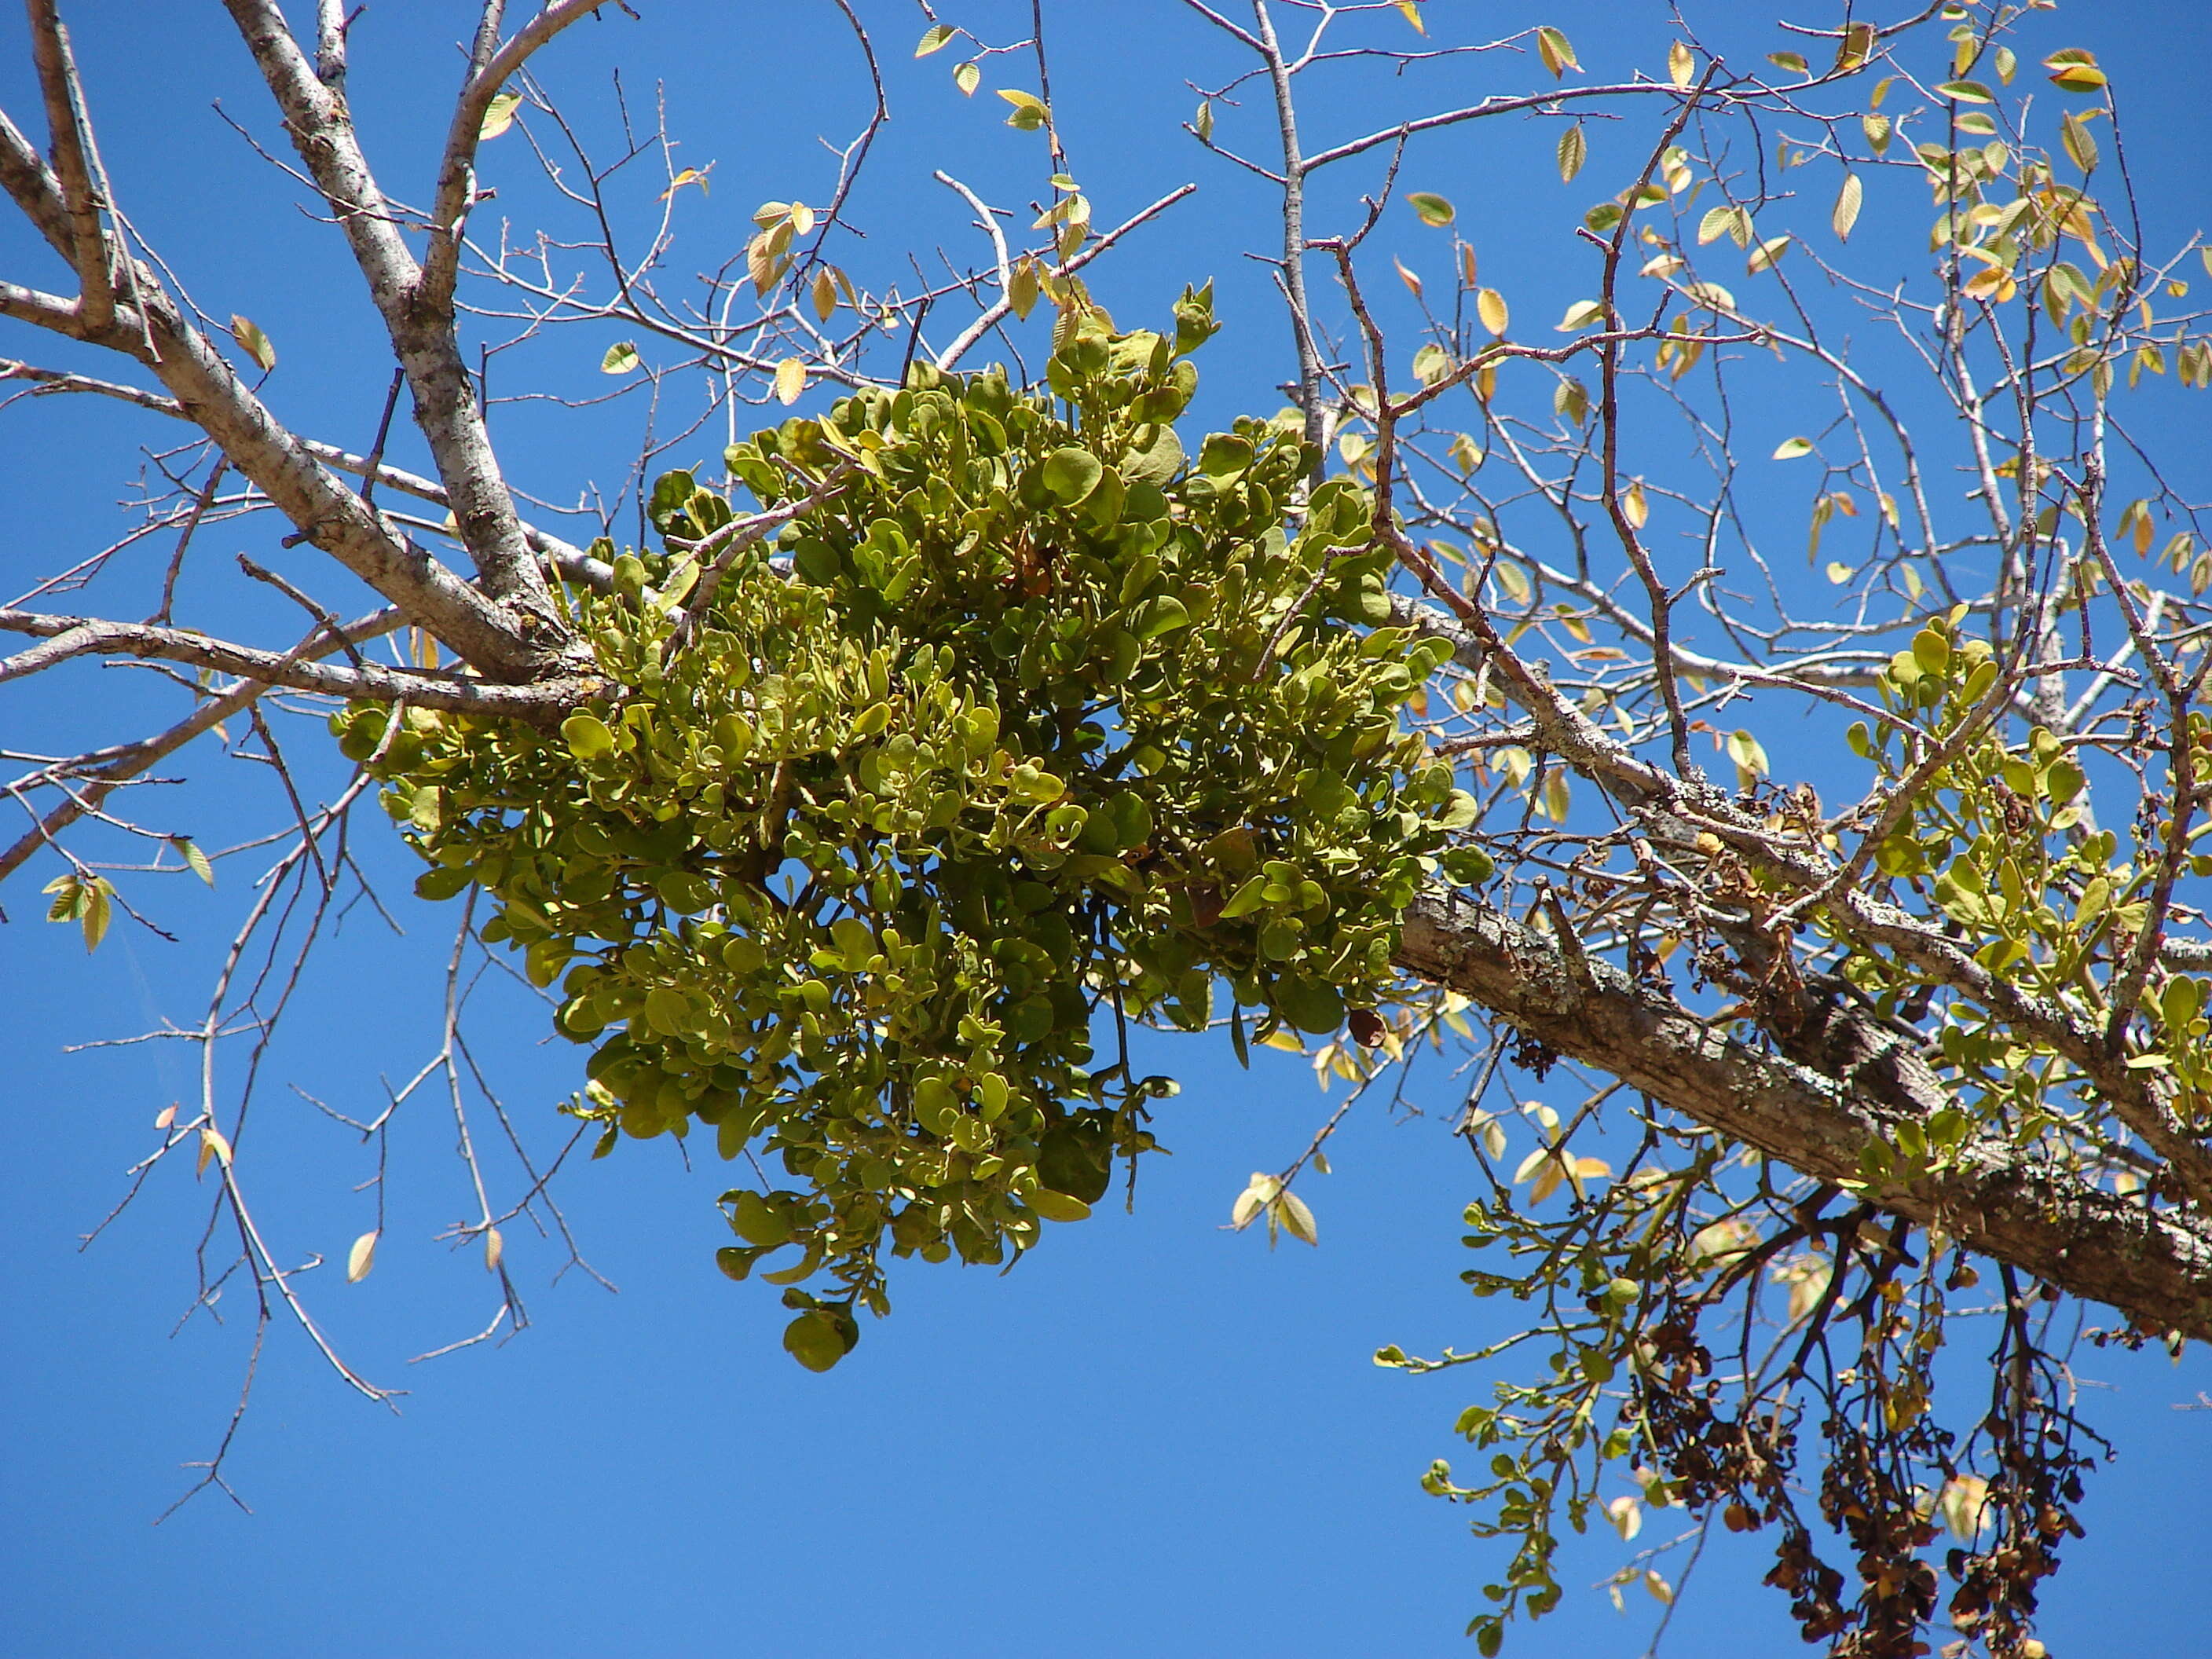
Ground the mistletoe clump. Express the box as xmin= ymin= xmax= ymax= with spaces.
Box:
xmin=339 ymin=291 xmax=1485 ymax=1366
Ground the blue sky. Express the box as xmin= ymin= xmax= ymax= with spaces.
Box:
xmin=5 ymin=3 xmax=2209 ymax=1654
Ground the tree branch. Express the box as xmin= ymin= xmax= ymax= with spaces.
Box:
xmin=422 ymin=0 xmax=610 ymax=310
xmin=219 ymin=0 xmax=574 ymax=635
xmin=0 ymin=607 xmax=599 ymax=722
xmin=0 ymin=604 xmax=407 ymax=887
xmin=1393 ymin=892 xmax=2212 ymax=1343
xmin=1394 ymin=594 xmax=2212 ymax=1213
xmin=0 ymin=358 xmax=606 ymax=588
xmin=24 ymin=0 xmax=114 ymax=332
xmin=0 ymin=99 xmax=71 ymax=256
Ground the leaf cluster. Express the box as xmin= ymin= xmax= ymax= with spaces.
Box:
xmin=339 ymin=295 xmax=1488 ymax=1360
xmin=1840 ymin=610 xmax=2212 ymax=1173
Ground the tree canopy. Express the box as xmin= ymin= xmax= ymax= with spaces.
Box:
xmin=5 ymin=2 xmax=2210 ymax=1653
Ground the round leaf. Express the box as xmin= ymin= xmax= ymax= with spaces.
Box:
xmin=1041 ymin=445 xmax=1104 ymax=504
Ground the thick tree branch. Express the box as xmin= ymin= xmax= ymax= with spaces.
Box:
xmin=0 ymin=100 xmax=71 ymax=255
xmin=1393 ymin=892 xmax=2212 ymax=1343
xmin=122 ymin=288 xmax=561 ymax=677
xmin=3 ymin=19 xmax=571 ymax=679
xmin=219 ymin=0 xmax=571 ymax=635
xmin=1393 ymin=594 xmax=2212 ymax=1212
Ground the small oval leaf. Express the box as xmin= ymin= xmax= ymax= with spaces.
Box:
xmin=1404 ymin=191 xmax=1456 ymax=228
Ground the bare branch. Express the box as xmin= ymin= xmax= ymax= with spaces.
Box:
xmin=0 ymin=358 xmax=604 ymax=586
xmin=24 ymin=0 xmax=114 ymax=331
xmin=219 ymin=0 xmax=577 ymax=634
xmin=0 ymin=607 xmax=599 ymax=721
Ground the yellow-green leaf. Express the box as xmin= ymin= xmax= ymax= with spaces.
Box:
xmin=914 ymin=23 xmax=956 ymax=57
xmin=174 ymin=836 xmax=215 ymax=887
xmin=1557 ymin=122 xmax=1587 ymax=184
xmin=1772 ymin=435 xmax=1814 ymax=460
xmin=998 ymin=88 xmax=1049 ymax=130
xmin=478 ymin=90 xmax=522 ymax=141
xmin=782 ymin=1309 xmax=850 ymax=1372
xmin=601 ymin=341 xmax=640 ymax=375
xmin=1232 ymin=1172 xmax=1280 ymax=1229
xmin=1727 ymin=729 xmax=1769 ymax=778
xmin=1008 ymin=256 xmax=1042 ymax=320
xmin=1536 ymin=26 xmax=1577 ymax=79
xmin=1697 ymin=203 xmax=1742 ymax=247
xmin=42 ymin=872 xmax=82 ymax=924
xmin=347 ymin=1229 xmax=379 ymax=1284
xmin=229 ymin=314 xmax=276 ymax=372
xmin=1833 ymin=171 xmax=1863 ymax=241
xmin=79 ymin=876 xmax=112 ymax=951
xmin=1476 ymin=287 xmax=1509 ymax=337
xmin=774 ymin=357 xmax=808 ymax=405
xmin=2060 ymin=111 xmax=2098 ymax=173
xmin=1405 ymin=191 xmax=1455 ymax=227
xmin=2043 ymin=49 xmax=2107 ymax=93
xmin=562 ymin=712 xmax=616 ymax=760
xmin=659 ymin=166 xmax=710 ymax=202
xmin=1028 ymin=1188 xmax=1091 ymax=1223
xmin=954 ymin=59 xmax=980 ymax=96
xmin=1668 ymin=40 xmax=1694 ymax=89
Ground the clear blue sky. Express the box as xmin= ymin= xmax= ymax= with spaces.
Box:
xmin=5 ymin=4 xmax=2207 ymax=1654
